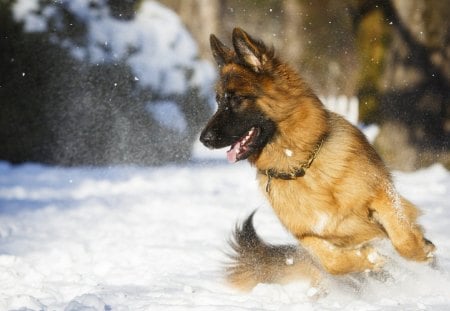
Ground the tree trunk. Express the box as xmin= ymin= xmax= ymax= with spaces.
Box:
xmin=178 ymin=0 xmax=222 ymax=59
xmin=353 ymin=0 xmax=450 ymax=170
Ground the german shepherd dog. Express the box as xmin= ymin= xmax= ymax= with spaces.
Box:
xmin=200 ymin=28 xmax=435 ymax=291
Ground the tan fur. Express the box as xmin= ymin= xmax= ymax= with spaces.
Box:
xmin=206 ymin=28 xmax=435 ymax=290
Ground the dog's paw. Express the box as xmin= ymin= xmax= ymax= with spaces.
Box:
xmin=360 ymin=247 xmax=386 ymax=271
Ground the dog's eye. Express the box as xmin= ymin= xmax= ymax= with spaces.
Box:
xmin=217 ymin=92 xmax=241 ymax=110
xmin=228 ymin=94 xmax=243 ymax=109
xmin=230 ymin=95 xmax=239 ymax=104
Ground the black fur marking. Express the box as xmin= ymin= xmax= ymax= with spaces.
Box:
xmin=199 ymin=102 xmax=276 ymax=161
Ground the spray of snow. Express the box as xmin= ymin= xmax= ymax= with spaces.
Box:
xmin=385 ymin=182 xmax=406 ymax=222
xmin=145 ymin=100 xmax=188 ymax=133
xmin=284 ymin=149 xmax=294 ymax=157
xmin=12 ymin=0 xmax=215 ymax=96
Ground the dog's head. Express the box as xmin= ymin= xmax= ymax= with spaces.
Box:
xmin=200 ymin=28 xmax=277 ymax=163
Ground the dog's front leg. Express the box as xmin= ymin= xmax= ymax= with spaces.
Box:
xmin=300 ymin=236 xmax=384 ymax=275
xmin=370 ymin=189 xmax=435 ymax=262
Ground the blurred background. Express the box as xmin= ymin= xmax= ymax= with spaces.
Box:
xmin=0 ymin=0 xmax=449 ymax=171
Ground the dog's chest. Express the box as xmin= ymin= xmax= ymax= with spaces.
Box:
xmin=258 ymin=176 xmax=335 ymax=235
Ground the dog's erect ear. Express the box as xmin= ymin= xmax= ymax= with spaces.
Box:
xmin=210 ymin=34 xmax=234 ymax=67
xmin=232 ymin=28 xmax=268 ymax=72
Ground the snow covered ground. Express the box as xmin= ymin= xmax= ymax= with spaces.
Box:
xmin=0 ymin=144 xmax=449 ymax=310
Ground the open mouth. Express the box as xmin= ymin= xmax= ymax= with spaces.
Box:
xmin=227 ymin=127 xmax=260 ymax=163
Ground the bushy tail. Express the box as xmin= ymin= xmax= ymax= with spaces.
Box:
xmin=226 ymin=211 xmax=322 ymax=291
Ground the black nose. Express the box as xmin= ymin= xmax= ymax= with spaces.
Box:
xmin=200 ymin=130 xmax=216 ymax=148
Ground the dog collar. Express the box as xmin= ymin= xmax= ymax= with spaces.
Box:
xmin=258 ymin=136 xmax=326 ymax=193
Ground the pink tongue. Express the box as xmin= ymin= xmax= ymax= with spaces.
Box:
xmin=226 ymin=143 xmax=240 ymax=163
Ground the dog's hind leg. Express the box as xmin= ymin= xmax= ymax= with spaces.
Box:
xmin=300 ymin=236 xmax=385 ymax=275
xmin=370 ymin=185 xmax=435 ymax=262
